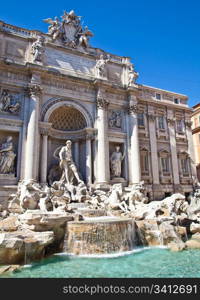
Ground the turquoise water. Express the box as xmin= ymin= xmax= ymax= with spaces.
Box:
xmin=2 ymin=247 xmax=200 ymax=278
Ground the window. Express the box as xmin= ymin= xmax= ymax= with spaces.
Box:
xmin=161 ymin=157 xmax=169 ymax=173
xmin=155 ymin=93 xmax=161 ymax=100
xmin=158 ymin=116 xmax=165 ymax=130
xmin=174 ymin=98 xmax=180 ymax=104
xmin=141 ymin=153 xmax=149 ymax=172
xmin=176 ymin=119 xmax=184 ymax=133
xmin=138 ymin=113 xmax=145 ymax=127
xmin=181 ymin=158 xmax=189 ymax=175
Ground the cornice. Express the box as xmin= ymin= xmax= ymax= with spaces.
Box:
xmin=138 ymin=98 xmax=192 ymax=112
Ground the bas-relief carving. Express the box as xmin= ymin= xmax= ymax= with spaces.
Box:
xmin=5 ymin=40 xmax=26 ymax=59
xmin=0 ymin=89 xmax=21 ymax=114
xmin=31 ymin=36 xmax=45 ymax=63
xmin=108 ymin=110 xmax=122 ymax=129
xmin=0 ymin=136 xmax=16 ymax=175
xmin=110 ymin=146 xmax=125 ymax=178
xmin=43 ymin=10 xmax=93 ymax=49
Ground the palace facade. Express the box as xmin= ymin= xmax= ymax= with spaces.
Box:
xmin=192 ymin=103 xmax=200 ymax=181
xmin=0 ymin=11 xmax=196 ymax=207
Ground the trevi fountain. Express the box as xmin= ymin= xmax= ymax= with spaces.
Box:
xmin=0 ymin=10 xmax=199 ymax=278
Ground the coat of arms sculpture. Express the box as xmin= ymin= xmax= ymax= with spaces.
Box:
xmin=43 ymin=10 xmax=93 ymax=49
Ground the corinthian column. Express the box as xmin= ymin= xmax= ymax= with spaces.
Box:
xmin=128 ymin=95 xmax=141 ymax=184
xmin=24 ymin=83 xmax=42 ymax=181
xmin=96 ymin=88 xmax=110 ymax=186
xmin=86 ymin=134 xmax=92 ymax=185
xmin=167 ymin=117 xmax=180 ymax=188
xmin=40 ymin=127 xmax=51 ymax=184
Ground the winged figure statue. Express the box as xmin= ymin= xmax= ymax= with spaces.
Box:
xmin=43 ymin=17 xmax=62 ymax=41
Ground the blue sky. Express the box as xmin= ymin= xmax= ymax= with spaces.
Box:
xmin=1 ymin=0 xmax=200 ymax=107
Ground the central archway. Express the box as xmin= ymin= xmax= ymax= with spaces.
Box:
xmin=40 ymin=98 xmax=94 ymax=186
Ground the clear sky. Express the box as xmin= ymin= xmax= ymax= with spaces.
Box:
xmin=1 ymin=0 xmax=200 ymax=107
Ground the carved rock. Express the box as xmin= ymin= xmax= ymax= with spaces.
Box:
xmin=0 ymin=230 xmax=54 ymax=264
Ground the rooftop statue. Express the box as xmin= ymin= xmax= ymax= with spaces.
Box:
xmin=128 ymin=63 xmax=139 ymax=87
xmin=43 ymin=10 xmax=93 ymax=49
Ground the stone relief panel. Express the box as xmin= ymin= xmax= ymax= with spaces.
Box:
xmin=108 ymin=110 xmax=123 ymax=129
xmin=45 ymin=48 xmax=95 ymax=77
xmin=0 ymin=89 xmax=21 ymax=115
xmin=0 ymin=131 xmax=18 ymax=178
xmin=107 ymin=64 xmax=122 ymax=84
xmin=5 ymin=39 xmax=26 ymax=61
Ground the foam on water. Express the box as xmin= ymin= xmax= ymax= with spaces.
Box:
xmin=54 ymin=246 xmax=168 ymax=258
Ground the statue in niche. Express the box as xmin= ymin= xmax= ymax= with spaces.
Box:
xmin=0 ymin=136 xmax=16 ymax=174
xmin=108 ymin=111 xmax=122 ymax=129
xmin=31 ymin=36 xmax=45 ymax=63
xmin=59 ymin=140 xmax=83 ymax=185
xmin=128 ymin=64 xmax=138 ymax=86
xmin=95 ymin=54 xmax=110 ymax=78
xmin=0 ymin=90 xmax=20 ymax=114
xmin=110 ymin=146 xmax=125 ymax=178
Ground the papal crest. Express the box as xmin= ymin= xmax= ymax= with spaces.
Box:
xmin=43 ymin=10 xmax=93 ymax=49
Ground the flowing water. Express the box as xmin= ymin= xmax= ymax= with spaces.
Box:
xmin=2 ymin=247 xmax=200 ymax=278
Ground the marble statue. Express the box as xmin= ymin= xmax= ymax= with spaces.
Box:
xmin=77 ymin=26 xmax=93 ymax=48
xmin=43 ymin=10 xmax=93 ymax=48
xmin=31 ymin=36 xmax=45 ymax=63
xmin=108 ymin=110 xmax=122 ymax=129
xmin=0 ymin=90 xmax=20 ymax=114
xmin=95 ymin=54 xmax=110 ymax=78
xmin=59 ymin=140 xmax=83 ymax=185
xmin=110 ymin=146 xmax=125 ymax=177
xmin=105 ymin=184 xmax=129 ymax=212
xmin=128 ymin=64 xmax=138 ymax=86
xmin=43 ymin=17 xmax=61 ymax=41
xmin=0 ymin=136 xmax=16 ymax=174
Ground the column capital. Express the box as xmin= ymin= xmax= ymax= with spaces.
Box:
xmin=26 ymin=84 xmax=43 ymax=97
xmin=147 ymin=113 xmax=156 ymax=122
xmin=40 ymin=127 xmax=50 ymax=136
xmin=167 ymin=118 xmax=176 ymax=126
xmin=96 ymin=89 xmax=109 ymax=110
xmin=128 ymin=103 xmax=138 ymax=114
xmin=185 ymin=120 xmax=192 ymax=128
